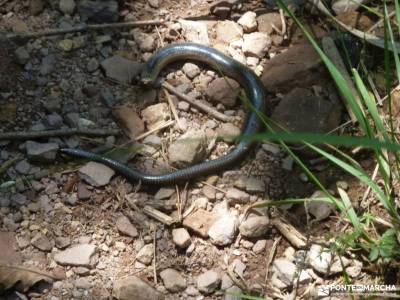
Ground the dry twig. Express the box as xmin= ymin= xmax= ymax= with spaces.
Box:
xmin=0 ymin=128 xmax=120 ymax=140
xmin=161 ymin=82 xmax=233 ymax=122
xmin=6 ymin=20 xmax=164 ymax=41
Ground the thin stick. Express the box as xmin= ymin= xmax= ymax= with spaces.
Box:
xmin=153 ymin=229 xmax=157 ymax=285
xmin=6 ymin=20 xmax=164 ymax=40
xmin=143 ymin=205 xmax=175 ymax=225
xmin=164 ymin=89 xmax=183 ymax=131
xmin=161 ymin=82 xmax=233 ymax=123
xmin=0 ymin=128 xmax=120 ymax=141
xmin=265 ymin=236 xmax=281 ymax=283
xmin=134 ymin=120 xmax=175 ymax=141
xmin=367 ymin=10 xmax=396 ymax=33
xmin=272 ymin=217 xmax=307 ymax=249
xmin=360 ymin=163 xmax=379 ymax=209
xmin=321 ymin=36 xmax=361 ymax=124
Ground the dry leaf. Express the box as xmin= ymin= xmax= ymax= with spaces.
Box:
xmin=0 ymin=265 xmax=56 ymax=293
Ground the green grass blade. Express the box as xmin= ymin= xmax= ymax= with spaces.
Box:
xmin=337 ymin=187 xmax=362 ymax=232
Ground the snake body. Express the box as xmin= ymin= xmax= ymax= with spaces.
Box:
xmin=60 ymin=43 xmax=268 ymax=185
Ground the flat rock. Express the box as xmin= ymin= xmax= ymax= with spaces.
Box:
xmin=208 ymin=214 xmax=238 ymax=246
xmin=179 ymin=19 xmax=210 ymax=45
xmin=307 ymin=244 xmax=333 ymax=274
xmin=112 ymin=105 xmax=145 ymax=139
xmin=101 ymin=55 xmax=142 ymax=84
xmin=79 ymin=162 xmax=115 ymax=187
xmin=183 ymin=209 xmax=218 ymax=238
xmin=237 ymin=11 xmax=257 ymax=33
xmin=226 ymin=187 xmax=250 ymax=205
xmin=242 ymin=32 xmax=271 ymax=58
xmin=273 ymin=258 xmax=296 ymax=285
xmin=215 ymin=21 xmax=243 ymax=44
xmin=252 ymin=239 xmax=267 ymax=254
xmin=154 ymin=187 xmax=175 ymax=200
xmin=141 ymin=103 xmax=170 ymax=130
xmin=54 ymin=244 xmax=96 ymax=267
xmin=168 ymin=130 xmax=207 ymax=168
xmin=116 ymin=215 xmax=138 ymax=238
xmin=172 ymin=228 xmax=191 ymax=248
xmin=196 ymin=270 xmax=221 ymax=294
xmin=257 ymin=13 xmax=282 ymax=35
xmin=261 ymin=43 xmax=325 ymax=93
xmin=239 ymin=215 xmax=269 ymax=238
xmin=55 ymin=236 xmax=71 ymax=249
xmin=217 ymin=123 xmax=241 ymax=143
xmin=306 ymin=191 xmax=336 ymax=221
xmin=15 ymin=159 xmax=31 ymax=175
xmin=77 ymin=183 xmax=91 ymax=200
xmin=78 ymin=0 xmax=119 ymax=23
xmin=234 ymin=176 xmax=265 ymax=193
xmin=271 ymin=88 xmax=342 ymax=134
xmin=112 ymin=276 xmax=164 ymax=300
xmin=202 ymin=185 xmax=216 ymax=200
xmin=159 ymin=268 xmax=187 ymax=292
xmin=26 ymin=141 xmax=59 ymax=163
xmin=206 ymin=77 xmax=240 ymax=108
xmin=133 ymin=31 xmax=157 ymax=52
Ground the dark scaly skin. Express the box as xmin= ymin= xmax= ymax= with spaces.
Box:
xmin=60 ymin=43 xmax=268 ymax=185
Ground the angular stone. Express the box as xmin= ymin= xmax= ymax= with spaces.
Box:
xmin=206 ymin=78 xmax=240 ymax=108
xmin=116 ymin=215 xmax=138 ymax=238
xmin=237 ymin=11 xmax=257 ymax=33
xmin=112 ymin=276 xmax=164 ymax=300
xmin=234 ymin=176 xmax=265 ymax=193
xmin=183 ymin=209 xmax=217 ymax=238
xmin=179 ymin=20 xmax=210 ymax=45
xmin=54 ymin=244 xmax=96 ymax=267
xmin=215 ymin=21 xmax=243 ymax=44
xmin=242 ymin=32 xmax=271 ymax=58
xmin=239 ymin=215 xmax=269 ymax=238
xmin=261 ymin=43 xmax=324 ymax=93
xmin=271 ymin=88 xmax=342 ymax=134
xmin=79 ymin=162 xmax=115 ymax=187
xmin=112 ymin=105 xmax=145 ymax=139
xmin=26 ymin=141 xmax=59 ymax=163
xmin=307 ymin=244 xmax=333 ymax=274
xmin=257 ymin=13 xmax=282 ymax=35
xmin=182 ymin=62 xmax=201 ymax=79
xmin=136 ymin=244 xmax=154 ymax=265
xmin=101 ymin=55 xmax=142 ymax=84
xmin=217 ymin=123 xmax=241 ymax=143
xmin=59 ymin=0 xmax=76 ymax=15
xmin=159 ymin=268 xmax=187 ymax=292
xmin=226 ymin=187 xmax=250 ymax=205
xmin=168 ymin=130 xmax=207 ymax=168
xmin=141 ymin=103 xmax=169 ymax=130
xmin=208 ymin=214 xmax=238 ymax=246
xmin=196 ymin=270 xmax=221 ymax=294
xmin=172 ymin=228 xmax=191 ymax=249
xmin=14 ymin=47 xmax=30 ymax=65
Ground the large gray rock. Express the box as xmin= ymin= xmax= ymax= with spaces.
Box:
xmin=116 ymin=215 xmax=138 ymax=238
xmin=31 ymin=233 xmax=53 ymax=252
xmin=54 ymin=244 xmax=96 ymax=267
xmin=239 ymin=215 xmax=269 ymax=238
xmin=237 ymin=11 xmax=257 ymax=33
xmin=206 ymin=78 xmax=240 ymax=108
xmin=196 ymin=270 xmax=221 ymax=294
xmin=159 ymin=268 xmax=187 ymax=292
xmin=26 ymin=141 xmax=59 ymax=163
xmin=168 ymin=130 xmax=207 ymax=168
xmin=79 ymin=162 xmax=115 ymax=187
xmin=271 ymin=88 xmax=342 ymax=134
xmin=78 ymin=0 xmax=119 ymax=23
xmin=14 ymin=46 xmax=30 ymax=65
xmin=101 ymin=55 xmax=143 ymax=84
xmin=113 ymin=276 xmax=164 ymax=300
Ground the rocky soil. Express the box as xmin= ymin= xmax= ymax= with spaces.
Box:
xmin=0 ymin=0 xmax=382 ymax=299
